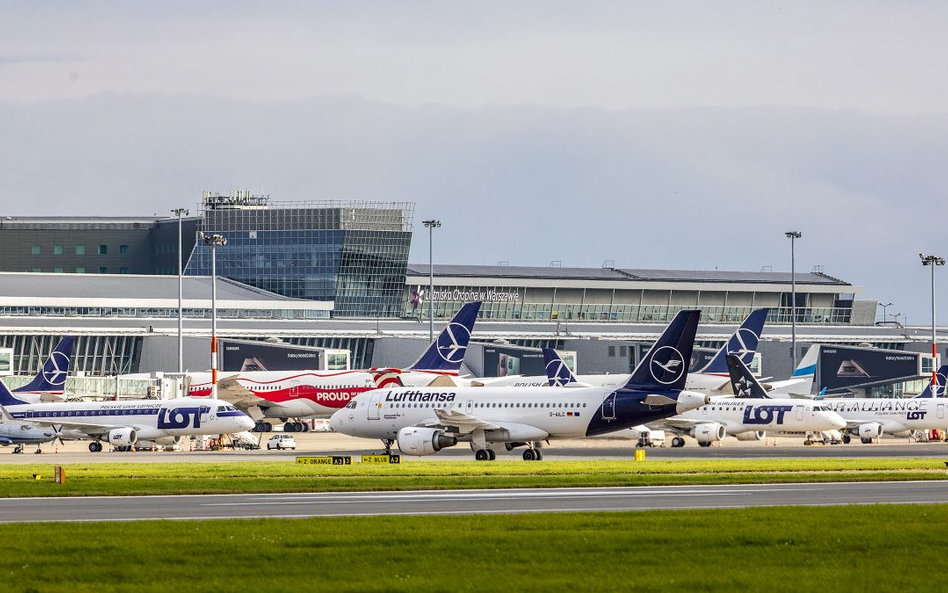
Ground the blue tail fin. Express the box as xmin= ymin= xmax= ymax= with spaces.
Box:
xmin=0 ymin=380 xmax=29 ymax=406
xmin=916 ymin=365 xmax=948 ymax=398
xmin=542 ymin=348 xmax=577 ymax=386
xmin=624 ymin=310 xmax=700 ymax=391
xmin=14 ymin=336 xmax=74 ymax=394
xmin=726 ymin=354 xmax=770 ymax=399
xmin=699 ymin=308 xmax=768 ymax=374
xmin=409 ymin=302 xmax=481 ymax=372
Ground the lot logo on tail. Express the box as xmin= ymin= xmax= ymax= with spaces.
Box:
xmin=437 ymin=323 xmax=470 ymax=363
xmin=727 ymin=328 xmax=760 ymax=361
xmin=546 ymin=358 xmax=573 ymax=387
xmin=649 ymin=346 xmax=686 ymax=385
xmin=42 ymin=351 xmax=70 ymax=386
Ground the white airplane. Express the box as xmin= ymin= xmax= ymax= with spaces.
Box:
xmin=646 ymin=354 xmax=845 ymax=447
xmin=0 ymin=405 xmax=57 ymax=454
xmin=182 ymin=302 xmax=483 ymax=432
xmin=471 ymin=308 xmax=771 ymax=395
xmin=824 ymin=365 xmax=948 ymax=444
xmin=0 ymin=381 xmax=254 ymax=452
xmin=330 ymin=310 xmax=712 ymax=460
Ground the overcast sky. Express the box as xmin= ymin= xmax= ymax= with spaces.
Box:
xmin=1 ymin=2 xmax=946 ymax=322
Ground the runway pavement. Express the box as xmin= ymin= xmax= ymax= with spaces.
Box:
xmin=1 ymin=480 xmax=947 ymax=523
xmin=2 ymin=432 xmax=946 ymax=464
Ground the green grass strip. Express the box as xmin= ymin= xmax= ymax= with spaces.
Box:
xmin=1 ymin=505 xmax=947 ymax=592
xmin=0 ymin=457 xmax=945 ymax=497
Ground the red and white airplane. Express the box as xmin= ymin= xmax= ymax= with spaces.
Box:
xmin=187 ymin=302 xmax=481 ymax=431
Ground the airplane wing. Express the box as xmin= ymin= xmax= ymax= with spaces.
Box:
xmin=25 ymin=418 xmax=141 ymax=436
xmin=216 ymin=376 xmax=260 ymax=405
xmin=424 ymin=408 xmax=501 ymax=435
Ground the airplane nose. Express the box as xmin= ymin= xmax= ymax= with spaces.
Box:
xmin=830 ymin=413 xmax=846 ymax=430
xmin=329 ymin=412 xmax=342 ymax=432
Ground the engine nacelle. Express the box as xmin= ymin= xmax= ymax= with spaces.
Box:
xmin=858 ymin=423 xmax=883 ymax=440
xmin=690 ymin=423 xmax=726 ymax=444
xmin=397 ymin=427 xmax=457 ymax=456
xmin=676 ymin=391 xmax=712 ymax=414
xmin=734 ymin=430 xmax=765 ymax=442
xmin=108 ymin=427 xmax=137 ymax=447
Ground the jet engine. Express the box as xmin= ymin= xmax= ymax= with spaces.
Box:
xmin=397 ymin=427 xmax=457 ymax=456
xmin=858 ymin=423 xmax=883 ymax=440
xmin=690 ymin=423 xmax=726 ymax=444
xmin=108 ymin=427 xmax=138 ymax=447
xmin=734 ymin=430 xmax=765 ymax=442
xmin=676 ymin=391 xmax=712 ymax=414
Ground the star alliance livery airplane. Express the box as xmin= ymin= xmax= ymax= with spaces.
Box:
xmin=0 ymin=380 xmax=254 ymax=452
xmin=330 ymin=310 xmax=711 ymax=460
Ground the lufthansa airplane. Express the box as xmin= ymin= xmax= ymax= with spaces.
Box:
xmin=0 ymin=381 xmax=254 ymax=452
xmin=824 ymin=365 xmax=948 ymax=444
xmin=184 ymin=302 xmax=482 ymax=432
xmin=330 ymin=310 xmax=711 ymax=460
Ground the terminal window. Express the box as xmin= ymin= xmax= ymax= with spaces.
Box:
xmin=98 ymin=267 xmax=107 ymax=274
xmin=119 ymin=267 xmax=129 ymax=274
xmin=54 ymin=267 xmax=63 ymax=273
xmin=76 ymin=267 xmax=85 ymax=273
xmin=98 ymin=245 xmax=107 ymax=255
xmin=31 ymin=267 xmax=41 ymax=273
xmin=31 ymin=245 xmax=41 ymax=255
xmin=53 ymin=244 xmax=64 ymax=255
xmin=75 ymin=245 xmax=85 ymax=255
xmin=119 ymin=245 xmax=129 ymax=255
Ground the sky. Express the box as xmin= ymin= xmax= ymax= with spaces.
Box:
xmin=1 ymin=1 xmax=946 ymax=322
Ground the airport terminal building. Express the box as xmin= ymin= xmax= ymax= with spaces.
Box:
xmin=0 ymin=194 xmax=943 ymax=397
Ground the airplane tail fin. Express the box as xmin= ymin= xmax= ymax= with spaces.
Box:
xmin=0 ymin=380 xmax=29 ymax=407
xmin=408 ymin=302 xmax=481 ymax=372
xmin=698 ymin=308 xmax=769 ymax=374
xmin=623 ymin=310 xmax=700 ymax=392
xmin=915 ymin=365 xmax=948 ymax=398
xmin=726 ymin=354 xmax=770 ymax=399
xmin=542 ymin=349 xmax=578 ymax=387
xmin=0 ymin=404 xmax=12 ymax=421
xmin=14 ymin=336 xmax=74 ymax=394
xmin=788 ymin=344 xmax=819 ymax=394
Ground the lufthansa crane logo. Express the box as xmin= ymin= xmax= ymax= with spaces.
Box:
xmin=727 ymin=328 xmax=759 ymax=361
xmin=42 ymin=351 xmax=69 ymax=387
xmin=436 ymin=322 xmax=470 ymax=364
xmin=546 ymin=358 xmax=572 ymax=387
xmin=649 ymin=346 xmax=686 ymax=385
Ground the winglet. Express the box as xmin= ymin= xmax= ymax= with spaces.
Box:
xmin=916 ymin=365 xmax=948 ymax=398
xmin=698 ymin=309 xmax=768 ymax=375
xmin=409 ymin=302 xmax=481 ymax=372
xmin=0 ymin=404 xmax=12 ymax=422
xmin=542 ymin=348 xmax=578 ymax=386
xmin=14 ymin=336 xmax=74 ymax=394
xmin=623 ymin=310 xmax=700 ymax=392
xmin=726 ymin=354 xmax=770 ymax=399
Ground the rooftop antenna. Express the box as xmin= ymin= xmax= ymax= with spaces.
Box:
xmin=602 ymin=260 xmax=615 ymax=269
xmin=759 ymin=265 xmax=773 ymax=273
xmin=549 ymin=260 xmax=562 ymax=268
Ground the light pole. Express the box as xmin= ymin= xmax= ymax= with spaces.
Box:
xmin=422 ymin=219 xmax=441 ymax=341
xmin=172 ymin=208 xmax=188 ymax=376
xmin=879 ymin=302 xmax=893 ymax=325
xmin=785 ymin=231 xmax=802 ymax=369
xmin=202 ymin=233 xmax=227 ymax=399
xmin=920 ymin=253 xmax=945 ymax=386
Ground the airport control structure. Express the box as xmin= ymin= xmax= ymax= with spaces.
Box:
xmin=0 ymin=192 xmax=943 ymax=400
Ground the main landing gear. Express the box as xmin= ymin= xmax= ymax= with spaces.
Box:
xmin=474 ymin=449 xmax=496 ymax=461
xmin=283 ymin=421 xmax=309 ymax=433
xmin=253 ymin=421 xmax=274 ymax=433
xmin=13 ymin=444 xmax=23 ymax=454
xmin=88 ymin=441 xmax=103 ymax=453
xmin=522 ymin=448 xmax=543 ymax=461
xmin=382 ymin=438 xmax=393 ymax=455
xmin=671 ymin=436 xmax=686 ymax=448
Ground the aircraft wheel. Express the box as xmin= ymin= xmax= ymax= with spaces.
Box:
xmin=299 ymin=422 xmax=309 ymax=432
xmin=522 ymin=449 xmax=536 ymax=461
xmin=283 ymin=422 xmax=296 ymax=433
xmin=13 ymin=445 xmax=23 ymax=454
xmin=842 ymin=434 xmax=851 ymax=444
xmin=475 ymin=449 xmax=490 ymax=461
xmin=488 ymin=449 xmax=497 ymax=461
xmin=861 ymin=438 xmax=873 ymax=444
xmin=534 ymin=449 xmax=543 ymax=461
xmin=264 ymin=422 xmax=273 ymax=432
xmin=34 ymin=449 xmax=43 ymax=454
xmin=672 ymin=437 xmax=685 ymax=448
xmin=698 ymin=441 xmax=710 ymax=448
